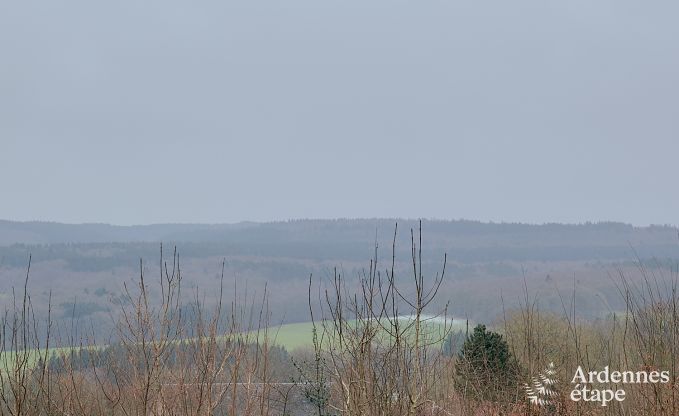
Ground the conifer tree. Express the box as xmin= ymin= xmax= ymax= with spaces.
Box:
xmin=455 ymin=324 xmax=521 ymax=402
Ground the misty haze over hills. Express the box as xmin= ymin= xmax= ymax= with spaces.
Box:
xmin=1 ymin=218 xmax=678 ymax=336
xmin=2 ymin=219 xmax=678 ymax=268
xmin=2 ymin=218 xmax=678 ymax=259
xmin=2 ymin=0 xmax=677 ymax=328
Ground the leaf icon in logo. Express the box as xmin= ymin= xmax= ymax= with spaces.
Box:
xmin=525 ymin=362 xmax=559 ymax=406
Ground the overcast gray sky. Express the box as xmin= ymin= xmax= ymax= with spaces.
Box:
xmin=1 ymin=0 xmax=678 ymax=226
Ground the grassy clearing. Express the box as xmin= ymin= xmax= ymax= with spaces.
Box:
xmin=0 ymin=322 xmax=311 ymax=372
xmin=0 ymin=317 xmax=469 ymax=371
xmin=0 ymin=346 xmax=76 ymax=371
xmin=253 ymin=316 xmax=470 ymax=351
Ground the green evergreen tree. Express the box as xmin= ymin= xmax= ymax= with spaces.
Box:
xmin=454 ymin=324 xmax=521 ymax=403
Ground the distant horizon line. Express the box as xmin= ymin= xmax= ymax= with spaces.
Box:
xmin=1 ymin=217 xmax=676 ymax=229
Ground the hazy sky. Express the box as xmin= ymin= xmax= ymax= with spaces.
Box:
xmin=1 ymin=0 xmax=678 ymax=226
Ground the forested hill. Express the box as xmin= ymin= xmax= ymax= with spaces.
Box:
xmin=1 ymin=219 xmax=678 ymax=264
xmin=2 ymin=219 xmax=678 ymax=326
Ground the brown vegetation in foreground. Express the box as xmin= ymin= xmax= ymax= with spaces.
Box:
xmin=1 ymin=225 xmax=679 ymax=415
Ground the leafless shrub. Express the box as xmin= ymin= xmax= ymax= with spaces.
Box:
xmin=303 ymin=222 xmax=457 ymax=415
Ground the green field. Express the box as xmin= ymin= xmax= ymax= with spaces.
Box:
xmin=254 ymin=316 xmax=470 ymax=351
xmin=0 ymin=316 xmax=470 ymax=371
xmin=0 ymin=346 xmax=78 ymax=371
